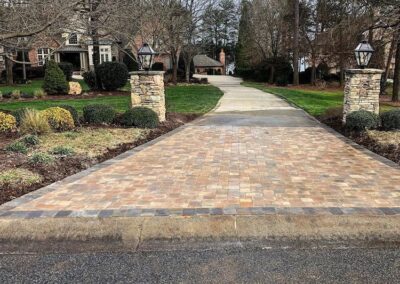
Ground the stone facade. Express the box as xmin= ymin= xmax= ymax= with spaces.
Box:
xmin=130 ymin=71 xmax=166 ymax=122
xmin=343 ymin=69 xmax=384 ymax=123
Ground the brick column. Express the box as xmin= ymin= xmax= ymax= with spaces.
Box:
xmin=130 ymin=71 xmax=166 ymax=122
xmin=343 ymin=69 xmax=384 ymax=123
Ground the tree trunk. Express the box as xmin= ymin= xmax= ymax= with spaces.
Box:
xmin=293 ymin=0 xmax=300 ymax=85
xmin=311 ymin=51 xmax=316 ymax=85
xmin=5 ymin=56 xmax=13 ymax=85
xmin=268 ymin=66 xmax=275 ymax=84
xmin=381 ymin=34 xmax=397 ymax=96
xmin=172 ymin=50 xmax=180 ymax=85
xmin=392 ymin=39 xmax=400 ymax=102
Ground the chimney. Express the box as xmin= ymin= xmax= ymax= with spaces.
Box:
xmin=219 ymin=49 xmax=226 ymax=75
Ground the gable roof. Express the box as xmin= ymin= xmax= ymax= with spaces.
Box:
xmin=193 ymin=55 xmax=223 ymax=68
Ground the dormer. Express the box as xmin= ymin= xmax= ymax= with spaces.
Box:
xmin=67 ymin=33 xmax=79 ymax=45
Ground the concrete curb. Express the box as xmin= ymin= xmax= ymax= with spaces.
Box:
xmin=1 ymin=214 xmax=399 ymax=252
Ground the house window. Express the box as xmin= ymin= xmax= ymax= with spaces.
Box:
xmin=100 ymin=47 xmax=111 ymax=64
xmin=37 ymin=48 xmax=51 ymax=66
xmin=69 ymin=33 xmax=78 ymax=45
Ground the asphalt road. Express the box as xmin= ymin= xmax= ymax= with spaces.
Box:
xmin=1 ymin=242 xmax=400 ymax=283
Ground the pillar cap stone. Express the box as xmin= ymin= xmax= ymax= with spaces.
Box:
xmin=130 ymin=71 xmax=165 ymax=75
xmin=345 ymin=69 xmax=384 ymax=74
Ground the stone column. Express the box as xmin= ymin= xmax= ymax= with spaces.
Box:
xmin=130 ymin=71 xmax=166 ymax=122
xmin=343 ymin=69 xmax=384 ymax=123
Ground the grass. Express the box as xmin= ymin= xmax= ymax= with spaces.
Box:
xmin=36 ymin=128 xmax=150 ymax=158
xmin=243 ymin=82 xmax=398 ymax=116
xmin=0 ymin=80 xmax=44 ymax=95
xmin=165 ymin=85 xmax=223 ymax=114
xmin=0 ymin=84 xmax=223 ymax=115
xmin=0 ymin=168 xmax=42 ymax=189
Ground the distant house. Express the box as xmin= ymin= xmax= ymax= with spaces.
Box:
xmin=193 ymin=49 xmax=226 ymax=75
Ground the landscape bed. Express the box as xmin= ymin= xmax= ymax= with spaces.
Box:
xmin=0 ymin=84 xmax=223 ymax=205
xmin=243 ymin=82 xmax=400 ymax=166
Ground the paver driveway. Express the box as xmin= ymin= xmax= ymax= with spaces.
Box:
xmin=1 ymin=76 xmax=400 ymax=218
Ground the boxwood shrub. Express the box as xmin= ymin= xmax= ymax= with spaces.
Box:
xmin=96 ymin=62 xmax=128 ymax=91
xmin=83 ymin=104 xmax=116 ymax=124
xmin=346 ymin=110 xmax=379 ymax=131
xmin=58 ymin=62 xmax=74 ymax=81
xmin=380 ymin=109 xmax=400 ymax=130
xmin=121 ymin=107 xmax=159 ymax=129
xmin=57 ymin=104 xmax=80 ymax=125
xmin=41 ymin=107 xmax=75 ymax=131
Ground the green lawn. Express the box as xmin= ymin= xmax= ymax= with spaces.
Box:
xmin=166 ymin=85 xmax=223 ymax=114
xmin=243 ymin=82 xmax=398 ymax=116
xmin=0 ymin=85 xmax=223 ymax=114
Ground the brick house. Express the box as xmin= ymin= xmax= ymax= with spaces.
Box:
xmin=193 ymin=49 xmax=226 ymax=75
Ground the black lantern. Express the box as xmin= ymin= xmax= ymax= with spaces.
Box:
xmin=137 ymin=43 xmax=157 ymax=71
xmin=354 ymin=40 xmax=374 ymax=69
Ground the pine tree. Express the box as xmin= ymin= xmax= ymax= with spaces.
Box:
xmin=43 ymin=60 xmax=69 ymax=95
xmin=235 ymin=0 xmax=252 ymax=71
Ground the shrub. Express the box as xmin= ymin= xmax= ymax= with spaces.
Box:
xmin=58 ymin=62 xmax=74 ymax=81
xmin=43 ymin=60 xmax=69 ymax=95
xmin=33 ymin=89 xmax=46 ymax=99
xmin=83 ymin=104 xmax=116 ymax=124
xmin=275 ymin=76 xmax=288 ymax=87
xmin=29 ymin=152 xmax=54 ymax=165
xmin=21 ymin=134 xmax=40 ymax=146
xmin=0 ymin=112 xmax=17 ymax=133
xmin=57 ymin=104 xmax=80 ymax=125
xmin=96 ymin=62 xmax=129 ymax=91
xmin=21 ymin=92 xmax=34 ymax=99
xmin=41 ymin=107 xmax=75 ymax=131
xmin=3 ymin=92 xmax=12 ymax=99
xmin=152 ymin=62 xmax=164 ymax=71
xmin=50 ymin=146 xmax=75 ymax=156
xmin=121 ymin=107 xmax=159 ymax=129
xmin=12 ymin=108 xmax=28 ymax=126
xmin=0 ymin=91 xmax=3 ymax=100
xmin=83 ymin=71 xmax=97 ymax=90
xmin=5 ymin=141 xmax=28 ymax=154
xmin=20 ymin=109 xmax=51 ymax=135
xmin=346 ymin=110 xmax=379 ymax=131
xmin=11 ymin=90 xmax=21 ymax=99
xmin=381 ymin=109 xmax=400 ymax=130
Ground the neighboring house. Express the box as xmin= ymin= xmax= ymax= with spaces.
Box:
xmin=193 ymin=50 xmax=226 ymax=75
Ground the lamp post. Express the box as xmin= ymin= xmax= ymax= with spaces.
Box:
xmin=137 ymin=43 xmax=158 ymax=71
xmin=354 ymin=40 xmax=374 ymax=69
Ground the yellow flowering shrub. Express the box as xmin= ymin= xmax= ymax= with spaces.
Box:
xmin=0 ymin=112 xmax=17 ymax=133
xmin=41 ymin=107 xmax=75 ymax=131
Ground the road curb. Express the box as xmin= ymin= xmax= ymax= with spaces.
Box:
xmin=1 ymin=214 xmax=399 ymax=252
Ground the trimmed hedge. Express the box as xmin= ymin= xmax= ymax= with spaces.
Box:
xmin=57 ymin=104 xmax=80 ymax=125
xmin=83 ymin=71 xmax=97 ymax=90
xmin=381 ymin=109 xmax=400 ymax=130
xmin=83 ymin=104 xmax=116 ymax=124
xmin=58 ymin=62 xmax=74 ymax=81
xmin=346 ymin=110 xmax=379 ymax=131
xmin=0 ymin=112 xmax=17 ymax=133
xmin=96 ymin=62 xmax=129 ymax=91
xmin=41 ymin=107 xmax=75 ymax=131
xmin=43 ymin=61 xmax=69 ymax=95
xmin=121 ymin=107 xmax=159 ymax=129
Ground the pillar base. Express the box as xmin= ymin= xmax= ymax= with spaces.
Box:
xmin=130 ymin=71 xmax=166 ymax=122
xmin=343 ymin=69 xmax=383 ymax=123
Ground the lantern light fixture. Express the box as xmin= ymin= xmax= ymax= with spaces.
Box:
xmin=354 ymin=40 xmax=374 ymax=69
xmin=137 ymin=43 xmax=158 ymax=71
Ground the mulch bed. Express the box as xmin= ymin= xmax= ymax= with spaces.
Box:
xmin=318 ymin=110 xmax=400 ymax=166
xmin=0 ymin=112 xmax=199 ymax=205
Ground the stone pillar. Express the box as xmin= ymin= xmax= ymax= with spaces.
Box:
xmin=343 ymin=69 xmax=383 ymax=123
xmin=130 ymin=71 xmax=166 ymax=122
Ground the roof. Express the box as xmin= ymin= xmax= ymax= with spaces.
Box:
xmin=56 ymin=46 xmax=88 ymax=53
xmin=193 ymin=55 xmax=223 ymax=68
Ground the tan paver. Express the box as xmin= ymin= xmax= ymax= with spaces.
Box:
xmin=2 ymin=76 xmax=400 ymax=215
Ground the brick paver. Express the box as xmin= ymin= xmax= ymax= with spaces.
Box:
xmin=1 ymin=76 xmax=399 ymax=217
